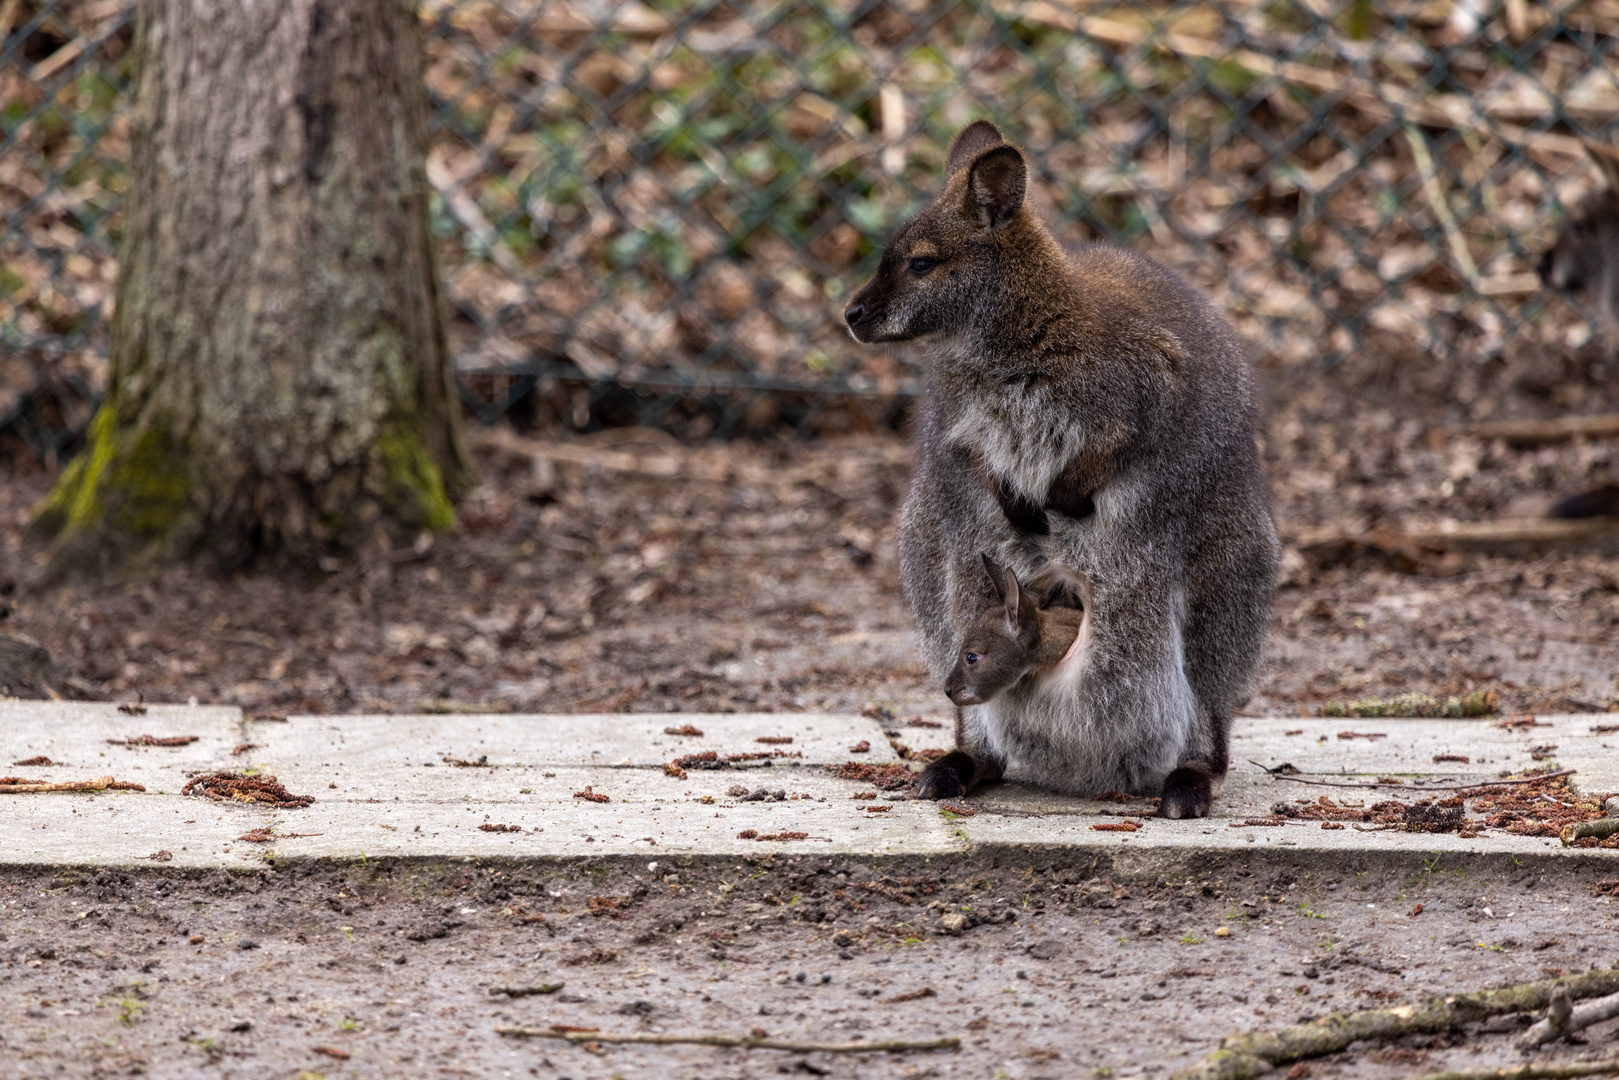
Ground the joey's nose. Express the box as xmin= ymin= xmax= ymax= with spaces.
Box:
xmin=843 ymin=301 xmax=865 ymax=328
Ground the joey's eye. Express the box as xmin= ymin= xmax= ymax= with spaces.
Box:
xmin=964 ymin=652 xmax=980 ymax=665
xmin=908 ymin=256 xmax=937 ymax=275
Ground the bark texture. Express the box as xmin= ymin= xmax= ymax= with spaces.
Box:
xmin=36 ymin=0 xmax=470 ymax=569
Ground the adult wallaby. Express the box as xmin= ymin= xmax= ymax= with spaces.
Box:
xmin=1539 ymin=137 xmax=1619 ymax=337
xmin=845 ymin=120 xmax=1278 ymax=818
xmin=944 ymin=554 xmax=1088 ymax=708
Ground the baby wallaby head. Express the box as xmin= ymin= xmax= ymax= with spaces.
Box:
xmin=1540 ymin=138 xmax=1619 ymax=319
xmin=944 ymin=554 xmax=1042 ymax=707
xmin=843 ymin=120 xmax=1049 ymax=345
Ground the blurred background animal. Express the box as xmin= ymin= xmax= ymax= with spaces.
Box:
xmin=1540 ymin=138 xmax=1619 ymax=521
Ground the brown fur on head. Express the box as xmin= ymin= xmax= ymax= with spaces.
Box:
xmin=943 ymin=553 xmax=1041 ymax=707
xmin=1539 ymin=138 xmax=1619 ymax=331
xmin=843 ymin=121 xmax=1059 ymax=344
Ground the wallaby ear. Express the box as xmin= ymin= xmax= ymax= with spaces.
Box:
xmin=981 ymin=552 xmax=1007 ymax=601
xmin=946 ymin=120 xmax=1004 ymax=174
xmin=1002 ymin=568 xmax=1023 ymax=634
xmin=965 ymin=145 xmax=1026 ymax=229
xmin=1583 ymin=138 xmax=1619 ymax=194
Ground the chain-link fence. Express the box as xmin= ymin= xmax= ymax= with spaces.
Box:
xmin=3 ymin=0 xmax=1618 ymax=456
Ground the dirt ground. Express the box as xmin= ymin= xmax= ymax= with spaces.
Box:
xmin=3 ymin=331 xmax=1618 ymax=720
xmin=1 ymin=853 xmax=1617 ymax=1079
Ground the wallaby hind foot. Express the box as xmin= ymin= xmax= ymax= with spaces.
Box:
xmin=1157 ymin=763 xmax=1220 ymax=819
xmin=915 ymin=748 xmax=1004 ymax=800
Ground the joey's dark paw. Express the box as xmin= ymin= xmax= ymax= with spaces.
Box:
xmin=1156 ymin=766 xmax=1214 ymax=819
xmin=915 ymin=764 xmax=967 ymax=801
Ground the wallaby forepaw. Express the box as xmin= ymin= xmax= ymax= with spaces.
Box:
xmin=1156 ymin=767 xmax=1214 ymax=819
xmin=915 ymin=764 xmax=967 ymax=801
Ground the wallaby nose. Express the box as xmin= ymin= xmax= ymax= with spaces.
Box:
xmin=843 ymin=301 xmax=865 ymax=328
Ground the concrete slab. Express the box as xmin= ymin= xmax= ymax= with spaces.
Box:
xmin=250 ymin=711 xmax=898 ymax=770
xmin=0 ymin=704 xmax=1613 ymax=871
xmin=0 ymin=699 xmax=243 ymax=791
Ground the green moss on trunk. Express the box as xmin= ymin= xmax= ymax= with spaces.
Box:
xmin=377 ymin=416 xmax=456 ymax=531
xmin=33 ymin=405 xmax=193 ymax=549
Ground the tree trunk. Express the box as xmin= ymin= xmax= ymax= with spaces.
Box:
xmin=34 ymin=0 xmax=470 ymax=570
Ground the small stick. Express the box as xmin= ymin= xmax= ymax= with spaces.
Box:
xmin=488 ymin=983 xmax=564 ymax=998
xmin=1520 ymin=989 xmax=1619 ymax=1049
xmin=1172 ymin=968 xmax=1619 ymax=1080
xmin=1408 ymin=1062 xmax=1619 ymax=1080
xmin=0 ymin=776 xmax=146 ymax=793
xmin=1405 ymin=125 xmax=1478 ymax=285
xmin=1561 ymin=819 xmax=1619 ymax=847
xmin=494 ymin=1029 xmax=960 ymax=1053
xmin=1248 ymin=762 xmax=1575 ymax=792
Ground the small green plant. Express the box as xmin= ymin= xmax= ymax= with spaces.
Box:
xmin=1179 ymin=934 xmax=1205 ymax=945
xmin=339 ymin=1018 xmax=358 ymax=1031
xmin=341 ymin=925 xmax=354 ymax=942
xmin=1477 ymin=941 xmax=1504 ymax=952
xmin=1117 ymin=935 xmax=1129 ymax=945
xmin=1093 ymin=1067 xmax=1113 ymax=1078
xmin=117 ymin=996 xmax=144 ymax=1025
xmin=1296 ymin=904 xmax=1326 ymax=920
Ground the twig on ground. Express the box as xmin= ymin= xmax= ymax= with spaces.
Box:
xmin=494 ymin=1028 xmax=960 ymax=1053
xmin=1561 ymin=818 xmax=1619 ymax=846
xmin=0 ymin=775 xmax=146 ymax=793
xmin=1408 ymin=1062 xmax=1619 ymax=1080
xmin=1520 ymin=988 xmax=1619 ymax=1048
xmin=1405 ymin=125 xmax=1479 ymax=285
xmin=1455 ymin=413 xmax=1619 ymax=446
xmin=488 ymin=982 xmax=564 ymax=998
xmin=1171 ymin=968 xmax=1619 ymax=1080
xmin=1247 ymin=762 xmax=1575 ymax=791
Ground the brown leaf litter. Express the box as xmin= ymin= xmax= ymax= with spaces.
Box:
xmin=108 ymin=735 xmax=197 ymax=747
xmin=180 ymin=772 xmax=314 ymax=808
xmin=1270 ymin=770 xmax=1613 ymax=843
xmin=833 ymin=761 xmax=914 ymax=790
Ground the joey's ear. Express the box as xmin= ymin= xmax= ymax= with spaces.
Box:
xmin=946 ymin=120 xmax=1004 ymax=174
xmin=1584 ymin=137 xmax=1619 ymax=194
xmin=966 ymin=145 xmax=1026 ymax=229
xmin=1002 ymin=569 xmax=1023 ymax=633
xmin=981 ymin=552 xmax=1007 ymax=600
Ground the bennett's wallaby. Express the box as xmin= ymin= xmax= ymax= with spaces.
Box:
xmin=944 ymin=554 xmax=1087 ymax=707
xmin=1540 ymin=137 xmax=1619 ymax=335
xmin=847 ymin=120 xmax=1278 ymax=818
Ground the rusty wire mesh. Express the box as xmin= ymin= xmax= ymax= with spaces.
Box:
xmin=2 ymin=0 xmax=1617 ymax=456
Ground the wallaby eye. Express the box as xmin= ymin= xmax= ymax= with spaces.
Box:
xmin=964 ymin=651 xmax=980 ymax=665
xmin=908 ymin=256 xmax=937 ymax=276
